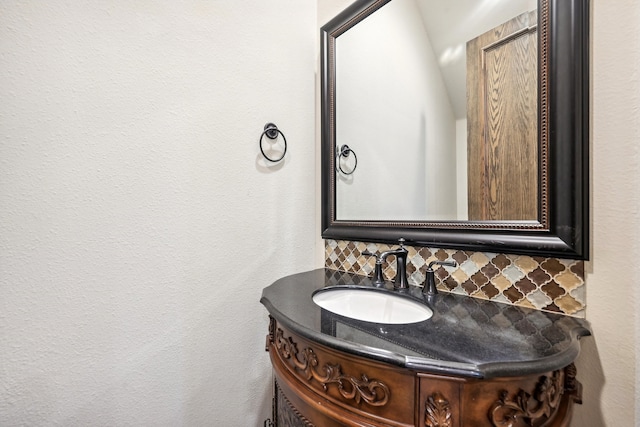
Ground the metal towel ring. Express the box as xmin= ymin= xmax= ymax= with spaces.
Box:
xmin=259 ymin=123 xmax=287 ymax=162
xmin=336 ymin=144 xmax=357 ymax=175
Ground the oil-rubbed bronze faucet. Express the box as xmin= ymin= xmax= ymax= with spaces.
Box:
xmin=422 ymin=260 xmax=457 ymax=296
xmin=379 ymin=239 xmax=409 ymax=290
xmin=363 ymin=239 xmax=410 ymax=290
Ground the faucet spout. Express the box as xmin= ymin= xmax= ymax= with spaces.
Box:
xmin=379 ymin=238 xmax=409 ymax=290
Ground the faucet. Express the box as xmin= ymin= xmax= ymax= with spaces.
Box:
xmin=362 ymin=238 xmax=409 ymax=289
xmin=380 ymin=238 xmax=409 ymax=290
xmin=422 ymin=260 xmax=457 ymax=296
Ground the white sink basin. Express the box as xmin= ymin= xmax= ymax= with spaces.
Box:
xmin=312 ymin=288 xmax=433 ymax=324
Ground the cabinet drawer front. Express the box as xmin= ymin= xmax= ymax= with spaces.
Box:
xmin=268 ymin=319 xmax=415 ymax=426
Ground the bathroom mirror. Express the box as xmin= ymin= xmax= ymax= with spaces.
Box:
xmin=321 ymin=0 xmax=589 ymax=259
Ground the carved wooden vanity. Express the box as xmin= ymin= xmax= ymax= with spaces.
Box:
xmin=267 ymin=317 xmax=581 ymax=427
xmin=262 ymin=270 xmax=591 ymax=427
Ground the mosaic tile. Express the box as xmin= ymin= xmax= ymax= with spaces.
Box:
xmin=514 ymin=256 xmax=539 ymax=273
xmin=450 ymin=285 xmax=466 ymax=295
xmin=361 ymin=262 xmax=373 ymax=275
xmin=442 ymin=276 xmax=458 ymax=291
xmin=528 ymin=267 xmax=552 ymax=285
xmin=481 ymin=263 xmax=500 ymax=280
xmin=346 ymin=253 xmax=358 ymax=267
xmin=436 ymin=267 xmax=450 ymax=281
xmin=570 ymin=261 xmax=584 ymax=276
xmin=470 ymin=288 xmax=486 ymax=300
xmin=460 ymin=259 xmax=478 ymax=276
xmin=540 ymin=258 xmax=566 ymax=276
xmin=526 ymin=289 xmax=553 ymax=309
xmin=451 ymin=268 xmax=469 ymax=284
xmin=541 ymin=281 xmax=566 ymax=300
xmin=462 ymin=280 xmax=479 ymax=294
xmin=411 ymin=253 xmax=426 ymax=269
xmin=515 ymin=277 xmax=537 ymax=296
xmin=409 ymin=271 xmax=423 ymax=285
xmin=471 ymin=271 xmax=490 ymax=287
xmin=488 ymin=275 xmax=512 ymax=293
xmin=452 ymin=250 xmax=469 ymax=264
xmin=570 ymin=286 xmax=586 ymax=305
xmin=504 ymin=285 xmax=524 ymax=303
xmin=323 ymin=239 xmax=586 ymax=317
xmin=481 ymin=283 xmax=500 ymax=299
xmin=470 ymin=252 xmax=491 ymax=268
xmin=418 ymin=247 xmax=433 ymax=260
xmin=491 ymin=254 xmax=512 ymax=270
xmin=492 ymin=294 xmax=512 ymax=305
xmin=366 ymin=242 xmax=378 ymax=253
xmin=517 ymin=298 xmax=537 ymax=310
xmin=503 ymin=264 xmax=526 ymax=282
xmin=543 ymin=303 xmax=562 ymax=314
xmin=434 ymin=249 xmax=449 ymax=261
xmin=555 ymin=270 xmax=583 ymax=292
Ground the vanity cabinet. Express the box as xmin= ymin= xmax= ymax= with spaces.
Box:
xmin=261 ymin=269 xmax=590 ymax=427
xmin=266 ymin=317 xmax=581 ymax=427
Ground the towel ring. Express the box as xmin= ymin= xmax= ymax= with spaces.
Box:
xmin=259 ymin=123 xmax=287 ymax=163
xmin=336 ymin=144 xmax=357 ymax=175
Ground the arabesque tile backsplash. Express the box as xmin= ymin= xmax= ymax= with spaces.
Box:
xmin=324 ymin=239 xmax=585 ymax=318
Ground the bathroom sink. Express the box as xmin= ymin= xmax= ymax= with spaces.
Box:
xmin=312 ymin=288 xmax=432 ymax=324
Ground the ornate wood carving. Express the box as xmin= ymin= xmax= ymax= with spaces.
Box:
xmin=274 ymin=327 xmax=390 ymax=407
xmin=266 ymin=316 xmax=276 ymax=351
xmin=489 ymin=369 xmax=564 ymax=426
xmin=425 ymin=392 xmax=452 ymax=427
xmin=564 ymin=363 xmax=577 ymax=392
xmin=276 ymin=381 xmax=315 ymax=427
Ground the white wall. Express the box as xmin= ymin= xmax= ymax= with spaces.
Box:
xmin=0 ymin=1 xmax=317 ymax=425
xmin=571 ymin=0 xmax=640 ymax=425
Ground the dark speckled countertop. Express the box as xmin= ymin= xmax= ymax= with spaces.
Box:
xmin=260 ymin=269 xmax=591 ymax=379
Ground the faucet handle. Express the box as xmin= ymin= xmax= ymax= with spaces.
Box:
xmin=362 ymin=250 xmax=385 ymax=285
xmin=422 ymin=260 xmax=457 ymax=296
xmin=362 ymin=250 xmax=378 ymax=258
xmin=427 ymin=260 xmax=456 ymax=270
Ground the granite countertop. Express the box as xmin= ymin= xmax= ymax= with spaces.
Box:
xmin=260 ymin=268 xmax=591 ymax=379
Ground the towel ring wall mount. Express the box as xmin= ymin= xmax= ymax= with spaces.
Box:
xmin=336 ymin=144 xmax=357 ymax=175
xmin=259 ymin=123 xmax=287 ymax=163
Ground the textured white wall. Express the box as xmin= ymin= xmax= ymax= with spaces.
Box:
xmin=571 ymin=0 xmax=640 ymax=425
xmin=0 ymin=1 xmax=317 ymax=425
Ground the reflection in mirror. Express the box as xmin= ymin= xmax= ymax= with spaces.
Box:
xmin=335 ymin=0 xmax=539 ymax=221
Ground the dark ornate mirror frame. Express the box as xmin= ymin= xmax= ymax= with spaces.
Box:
xmin=321 ymin=0 xmax=589 ymax=259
